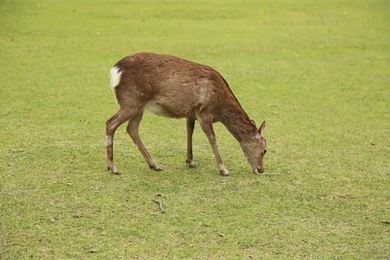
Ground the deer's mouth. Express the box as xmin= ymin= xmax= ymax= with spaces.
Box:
xmin=254 ymin=166 xmax=264 ymax=175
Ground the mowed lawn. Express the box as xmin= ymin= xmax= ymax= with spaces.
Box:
xmin=0 ymin=0 xmax=389 ymax=258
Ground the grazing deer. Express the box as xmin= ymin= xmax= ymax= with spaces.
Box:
xmin=106 ymin=52 xmax=267 ymax=176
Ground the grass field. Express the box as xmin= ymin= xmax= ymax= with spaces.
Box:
xmin=1 ymin=0 xmax=389 ymax=258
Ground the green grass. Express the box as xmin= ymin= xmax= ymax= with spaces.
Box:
xmin=1 ymin=0 xmax=389 ymax=258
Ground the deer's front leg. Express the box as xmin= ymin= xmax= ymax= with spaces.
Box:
xmin=186 ymin=118 xmax=196 ymax=168
xmin=198 ymin=116 xmax=229 ymax=176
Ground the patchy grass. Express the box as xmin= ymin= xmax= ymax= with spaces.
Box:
xmin=0 ymin=0 xmax=389 ymax=258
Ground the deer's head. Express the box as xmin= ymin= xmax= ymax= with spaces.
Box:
xmin=240 ymin=121 xmax=267 ymax=174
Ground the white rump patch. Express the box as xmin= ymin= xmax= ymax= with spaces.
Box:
xmin=109 ymin=66 xmax=122 ymax=89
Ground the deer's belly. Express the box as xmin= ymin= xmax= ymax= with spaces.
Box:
xmin=145 ymin=101 xmax=189 ymax=118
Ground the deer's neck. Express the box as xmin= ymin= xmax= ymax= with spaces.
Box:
xmin=220 ymin=102 xmax=256 ymax=143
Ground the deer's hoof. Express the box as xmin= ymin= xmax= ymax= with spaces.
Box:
xmin=150 ymin=165 xmax=163 ymax=171
xmin=219 ymin=169 xmax=229 ymax=176
xmin=107 ymin=166 xmax=121 ymax=175
xmin=186 ymin=160 xmax=196 ymax=168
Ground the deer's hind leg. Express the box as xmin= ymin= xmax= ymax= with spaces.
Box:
xmin=106 ymin=108 xmax=134 ymax=175
xmin=127 ymin=110 xmax=162 ymax=171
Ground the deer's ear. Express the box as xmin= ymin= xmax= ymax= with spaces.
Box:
xmin=258 ymin=121 xmax=266 ymax=136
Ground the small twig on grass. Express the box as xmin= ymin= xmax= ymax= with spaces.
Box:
xmin=381 ymin=220 xmax=390 ymax=224
xmin=9 ymin=149 xmax=24 ymax=153
xmin=218 ymin=232 xmax=225 ymax=238
xmin=262 ymin=172 xmax=282 ymax=176
xmin=88 ymin=248 xmax=97 ymax=254
xmin=152 ymin=199 xmax=165 ymax=214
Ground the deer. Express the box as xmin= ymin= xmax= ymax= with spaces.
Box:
xmin=105 ymin=52 xmax=267 ymax=176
